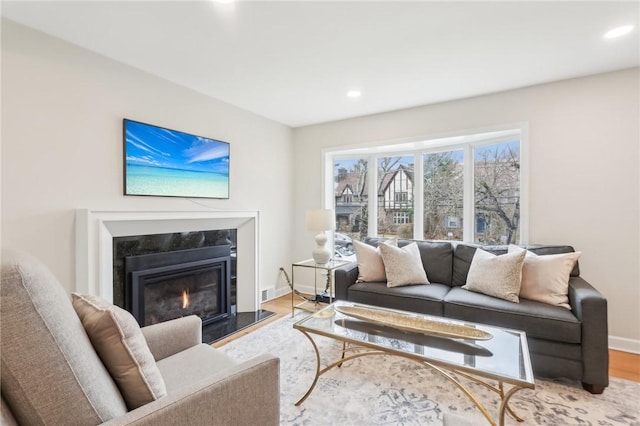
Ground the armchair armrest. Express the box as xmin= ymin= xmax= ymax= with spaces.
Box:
xmin=141 ymin=315 xmax=202 ymax=361
xmin=568 ymin=276 xmax=609 ymax=391
xmin=335 ymin=262 xmax=359 ymax=300
xmin=101 ymin=354 xmax=280 ymax=426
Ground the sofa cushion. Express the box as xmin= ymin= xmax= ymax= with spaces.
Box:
xmin=353 ymin=239 xmax=396 ymax=282
xmin=347 ymin=282 xmax=450 ymax=316
xmin=444 ymin=287 xmax=581 ymax=343
xmin=406 ymin=240 xmax=454 ymax=286
xmin=508 ymin=245 xmax=581 ymax=310
xmin=379 ymin=242 xmax=430 ymax=287
xmin=0 ymin=250 xmax=127 ymax=425
xmin=72 ymin=293 xmax=167 ymax=410
xmin=366 ymin=238 xmax=454 ymax=285
xmin=452 ymin=244 xmax=507 ymax=286
xmin=462 ymin=248 xmax=526 ymax=303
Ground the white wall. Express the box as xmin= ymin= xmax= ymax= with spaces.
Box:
xmin=293 ymin=68 xmax=640 ymax=352
xmin=1 ymin=20 xmax=293 ymax=300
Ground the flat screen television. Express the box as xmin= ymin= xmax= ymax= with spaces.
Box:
xmin=123 ymin=119 xmax=230 ymax=199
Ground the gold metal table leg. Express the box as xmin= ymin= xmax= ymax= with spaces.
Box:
xmin=294 ymin=333 xmax=530 ymax=426
xmin=295 ymin=332 xmax=386 ymax=406
xmin=499 ymin=385 xmax=525 ymax=425
xmin=294 ymin=331 xmax=321 ymax=406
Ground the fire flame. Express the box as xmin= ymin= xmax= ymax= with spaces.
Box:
xmin=182 ymin=289 xmax=190 ymax=309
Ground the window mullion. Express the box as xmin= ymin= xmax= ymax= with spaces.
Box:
xmin=368 ymin=154 xmax=377 ymax=238
xmin=463 ymin=145 xmax=474 ymax=242
xmin=414 ymin=153 xmax=424 ymax=240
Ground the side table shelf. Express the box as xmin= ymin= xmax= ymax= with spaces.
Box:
xmin=291 ymin=258 xmax=351 ymax=317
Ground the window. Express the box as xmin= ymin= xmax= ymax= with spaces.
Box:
xmin=333 ymin=159 xmax=368 ymax=242
xmin=394 ymin=192 xmax=408 ymax=202
xmin=445 ymin=216 xmax=460 ymax=228
xmin=424 ymin=150 xmax=463 ymax=240
xmin=377 ymin=156 xmax=413 ymax=238
xmin=474 ymin=141 xmax=520 ymax=244
xmin=393 ymin=212 xmax=409 ymax=224
xmin=329 ymin=129 xmax=525 ymax=245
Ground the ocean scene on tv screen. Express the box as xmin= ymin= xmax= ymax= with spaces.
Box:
xmin=125 ymin=120 xmax=229 ymax=198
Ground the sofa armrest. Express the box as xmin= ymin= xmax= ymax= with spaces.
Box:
xmin=335 ymin=262 xmax=359 ymax=300
xmin=101 ymin=354 xmax=280 ymax=426
xmin=568 ymin=277 xmax=609 ymax=389
xmin=141 ymin=315 xmax=202 ymax=361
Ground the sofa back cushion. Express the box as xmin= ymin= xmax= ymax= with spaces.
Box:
xmin=452 ymin=244 xmax=579 ymax=286
xmin=365 ymin=238 xmax=453 ymax=285
xmin=1 ymin=250 xmax=128 ymax=425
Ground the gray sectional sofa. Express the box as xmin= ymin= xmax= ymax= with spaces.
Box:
xmin=335 ymin=238 xmax=609 ymax=394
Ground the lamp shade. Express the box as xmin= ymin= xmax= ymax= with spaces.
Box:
xmin=305 ymin=209 xmax=335 ymax=232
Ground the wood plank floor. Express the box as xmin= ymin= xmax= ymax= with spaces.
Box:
xmin=216 ymin=293 xmax=640 ymax=383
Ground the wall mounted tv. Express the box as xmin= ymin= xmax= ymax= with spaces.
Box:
xmin=124 ymin=119 xmax=230 ymax=199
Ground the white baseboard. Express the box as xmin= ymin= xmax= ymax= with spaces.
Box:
xmin=609 ymin=336 xmax=640 ymax=354
xmin=271 ymin=285 xmax=291 ymax=300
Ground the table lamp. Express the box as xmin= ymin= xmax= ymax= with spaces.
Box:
xmin=306 ymin=209 xmax=335 ymax=265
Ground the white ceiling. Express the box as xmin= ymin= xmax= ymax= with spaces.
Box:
xmin=2 ymin=1 xmax=638 ymax=128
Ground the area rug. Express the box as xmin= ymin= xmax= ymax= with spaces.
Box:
xmin=219 ymin=313 xmax=640 ymax=425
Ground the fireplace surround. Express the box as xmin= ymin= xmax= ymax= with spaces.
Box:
xmin=75 ymin=209 xmax=260 ymax=313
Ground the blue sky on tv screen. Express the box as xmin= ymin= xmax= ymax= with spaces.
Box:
xmin=125 ymin=120 xmax=229 ymax=175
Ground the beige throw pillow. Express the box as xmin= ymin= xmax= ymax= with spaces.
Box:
xmin=379 ymin=242 xmax=430 ymax=288
xmin=462 ymin=248 xmax=526 ymax=303
xmin=354 ymin=239 xmax=397 ymax=282
xmin=508 ymin=245 xmax=581 ymax=309
xmin=72 ymin=293 xmax=167 ymax=410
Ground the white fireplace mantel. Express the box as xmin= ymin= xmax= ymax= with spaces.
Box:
xmin=75 ymin=209 xmax=260 ymax=312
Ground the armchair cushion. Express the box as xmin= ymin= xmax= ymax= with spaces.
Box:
xmin=157 ymin=344 xmax=237 ymax=392
xmin=1 ymin=250 xmax=127 ymax=425
xmin=72 ymin=293 xmax=167 ymax=410
xmin=101 ymin=354 xmax=280 ymax=426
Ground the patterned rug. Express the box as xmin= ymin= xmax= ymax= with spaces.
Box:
xmin=219 ymin=313 xmax=640 ymax=425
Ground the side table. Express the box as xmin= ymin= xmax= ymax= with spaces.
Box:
xmin=291 ymin=258 xmax=351 ymax=317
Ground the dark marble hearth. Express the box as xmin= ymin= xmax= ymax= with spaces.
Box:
xmin=203 ymin=309 xmax=275 ymax=344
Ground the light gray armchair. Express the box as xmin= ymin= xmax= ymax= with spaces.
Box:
xmin=1 ymin=250 xmax=280 ymax=425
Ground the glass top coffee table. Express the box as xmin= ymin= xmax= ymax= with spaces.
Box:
xmin=293 ymin=300 xmax=535 ymax=426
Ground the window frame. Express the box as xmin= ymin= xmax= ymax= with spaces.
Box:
xmin=324 ymin=125 xmax=528 ymax=244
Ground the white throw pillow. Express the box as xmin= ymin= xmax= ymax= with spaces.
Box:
xmin=353 ymin=239 xmax=397 ymax=282
xmin=72 ymin=293 xmax=167 ymax=410
xmin=378 ymin=242 xmax=430 ymax=288
xmin=462 ymin=248 xmax=526 ymax=303
xmin=508 ymin=245 xmax=581 ymax=310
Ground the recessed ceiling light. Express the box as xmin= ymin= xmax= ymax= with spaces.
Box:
xmin=603 ymin=25 xmax=634 ymax=39
xmin=215 ymin=0 xmax=235 ymax=4
xmin=347 ymin=90 xmax=362 ymax=98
